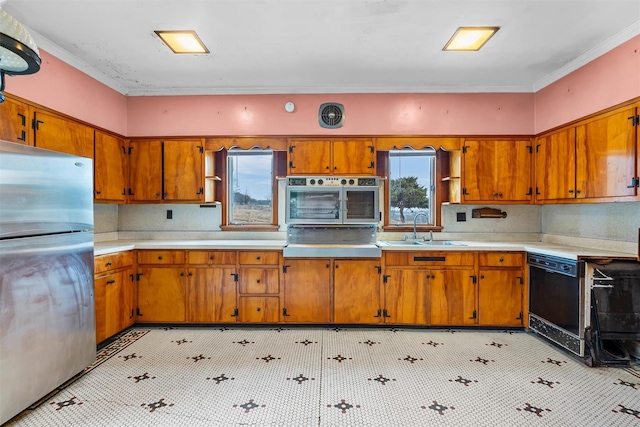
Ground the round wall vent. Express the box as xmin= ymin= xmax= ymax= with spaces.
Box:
xmin=319 ymin=103 xmax=345 ymax=129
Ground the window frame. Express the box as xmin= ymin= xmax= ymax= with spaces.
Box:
xmin=218 ymin=148 xmax=286 ymax=231
xmin=382 ymin=148 xmax=444 ymax=232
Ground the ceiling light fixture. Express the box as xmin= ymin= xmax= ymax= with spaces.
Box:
xmin=443 ymin=26 xmax=500 ymax=51
xmin=154 ymin=30 xmax=209 ymax=54
xmin=0 ymin=8 xmax=42 ymax=103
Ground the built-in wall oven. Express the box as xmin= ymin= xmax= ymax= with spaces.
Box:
xmin=285 ymin=176 xmax=379 ymax=224
xmin=528 ymin=253 xmax=588 ymax=357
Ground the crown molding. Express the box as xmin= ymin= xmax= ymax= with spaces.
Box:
xmin=533 ymin=21 xmax=640 ymax=92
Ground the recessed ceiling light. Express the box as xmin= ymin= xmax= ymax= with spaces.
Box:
xmin=443 ymin=27 xmax=500 ymax=51
xmin=154 ymin=30 xmax=209 ymax=54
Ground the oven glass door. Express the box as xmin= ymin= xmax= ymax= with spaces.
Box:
xmin=286 ymin=186 xmax=342 ymax=224
xmin=529 ymin=266 xmax=582 ymax=336
xmin=343 ymin=187 xmax=379 ymax=224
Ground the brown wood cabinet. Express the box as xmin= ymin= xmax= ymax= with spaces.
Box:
xmin=333 ymin=259 xmax=382 ymax=324
xmin=287 ymin=138 xmax=376 ymax=175
xmin=136 ymin=250 xmax=187 ymax=322
xmin=536 ymin=103 xmax=639 ymax=202
xmin=462 ymin=139 xmax=532 ymax=203
xmin=477 ymin=252 xmax=525 ymax=326
xmin=129 ymin=139 xmax=204 ymax=202
xmin=94 ymin=130 xmax=127 ymax=203
xmin=186 ymin=250 xmax=237 ymax=323
xmin=33 ymin=110 xmax=94 ymax=158
xmin=282 ymin=259 xmax=332 ymax=323
xmin=0 ymin=97 xmax=31 ymax=144
xmin=236 ymin=250 xmax=281 ymax=323
xmin=383 ymin=268 xmax=430 ymax=324
xmin=385 ymin=251 xmax=476 ymax=326
xmin=94 ymin=251 xmax=134 ymax=343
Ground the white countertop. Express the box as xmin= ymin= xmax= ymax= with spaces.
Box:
xmin=94 ymin=239 xmax=636 ymax=260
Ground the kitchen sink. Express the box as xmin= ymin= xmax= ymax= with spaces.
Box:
xmin=378 ymin=240 xmax=466 ymax=246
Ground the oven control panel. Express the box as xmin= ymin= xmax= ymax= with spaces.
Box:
xmin=287 ymin=177 xmax=379 ymax=187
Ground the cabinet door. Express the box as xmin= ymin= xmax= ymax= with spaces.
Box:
xmin=332 ymin=139 xmax=376 ymax=175
xmin=576 ymin=107 xmax=637 ymax=198
xmin=0 ymin=97 xmax=31 ymax=144
xmin=495 ymin=140 xmax=532 ymax=201
xmin=478 ymin=269 xmax=524 ymax=326
xmin=33 ymin=111 xmax=94 ymax=158
xmin=462 ymin=140 xmax=496 ymax=201
xmin=238 ymin=296 xmax=280 ymax=323
xmin=239 ymin=267 xmax=279 ymax=294
xmin=137 ymin=266 xmax=186 ymax=322
xmin=163 ymin=140 xmax=204 ymax=201
xmin=536 ymin=128 xmax=577 ymax=200
xmin=129 ymin=140 xmax=163 ymax=201
xmin=187 ymin=267 xmax=237 ymax=323
xmin=430 ymin=269 xmax=476 ymax=325
xmin=383 ymin=268 xmax=430 ymax=324
xmin=94 ymin=131 xmax=127 ymax=202
xmin=282 ymin=259 xmax=332 ymax=323
xmin=120 ymin=267 xmax=136 ymax=330
xmin=333 ymin=259 xmax=381 ymax=324
xmin=288 ymin=140 xmax=332 ymax=174
xmin=94 ymin=274 xmax=108 ymax=343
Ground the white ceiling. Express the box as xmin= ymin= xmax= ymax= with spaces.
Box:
xmin=3 ymin=0 xmax=640 ymax=96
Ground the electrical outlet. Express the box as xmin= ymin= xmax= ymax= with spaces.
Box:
xmin=167 ymin=210 xmax=173 ymax=219
xmin=456 ymin=212 xmax=466 ymax=222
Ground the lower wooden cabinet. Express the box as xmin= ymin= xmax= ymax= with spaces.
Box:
xmin=238 ymin=296 xmax=280 ymax=323
xmin=94 ymin=251 xmax=134 ymax=343
xmin=478 ymin=269 xmax=524 ymax=326
xmin=137 ymin=266 xmax=186 ymax=322
xmin=186 ymin=266 xmax=237 ymax=322
xmin=383 ymin=268 xmax=430 ymax=324
xmin=429 ymin=269 xmax=476 ymax=325
xmin=333 ymin=259 xmax=382 ymax=324
xmin=282 ymin=259 xmax=332 ymax=323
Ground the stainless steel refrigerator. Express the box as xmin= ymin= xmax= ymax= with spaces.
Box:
xmin=0 ymin=140 xmax=95 ymax=424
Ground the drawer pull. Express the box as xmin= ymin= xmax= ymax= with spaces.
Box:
xmin=499 ymin=257 xmax=504 ymax=263
xmin=158 ymin=256 xmax=163 ymax=260
xmin=105 ymin=261 xmax=112 ymax=266
xmin=414 ymin=256 xmax=446 ymax=262
xmin=256 ymin=256 xmax=261 ymax=260
xmin=256 ymin=279 xmax=261 ymax=283
xmin=106 ymin=280 xmax=115 ymax=285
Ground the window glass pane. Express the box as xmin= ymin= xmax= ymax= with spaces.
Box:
xmin=389 ymin=149 xmax=435 ymax=225
xmin=227 ymin=150 xmax=273 ymax=224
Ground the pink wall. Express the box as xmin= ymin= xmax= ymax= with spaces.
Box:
xmin=4 ymin=50 xmax=128 ymax=135
xmin=6 ymin=35 xmax=639 ymax=138
xmin=126 ymin=93 xmax=534 ymax=137
xmin=534 ymin=35 xmax=640 ymax=133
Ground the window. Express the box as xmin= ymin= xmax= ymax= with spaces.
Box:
xmin=226 ymin=149 xmax=273 ymax=225
xmin=387 ymin=149 xmax=435 ymax=226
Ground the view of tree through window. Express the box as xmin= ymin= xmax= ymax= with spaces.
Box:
xmin=227 ymin=149 xmax=273 ymax=224
xmin=389 ymin=149 xmax=435 ymax=225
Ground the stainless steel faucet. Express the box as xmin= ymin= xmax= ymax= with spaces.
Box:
xmin=412 ymin=212 xmax=429 ymax=240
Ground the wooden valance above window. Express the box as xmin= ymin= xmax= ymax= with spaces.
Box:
xmin=205 ymin=137 xmax=287 ymax=151
xmin=375 ymin=137 xmax=461 ymax=151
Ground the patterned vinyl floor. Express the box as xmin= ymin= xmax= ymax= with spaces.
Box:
xmin=5 ymin=326 xmax=640 ymax=427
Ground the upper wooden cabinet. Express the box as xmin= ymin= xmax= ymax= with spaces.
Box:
xmin=462 ymin=139 xmax=533 ymax=203
xmin=0 ymin=97 xmax=31 ymax=145
xmin=33 ymin=110 xmax=94 ymax=158
xmin=129 ymin=139 xmax=204 ymax=203
xmin=536 ymin=104 xmax=639 ymax=202
xmin=94 ymin=131 xmax=127 ymax=203
xmin=287 ymin=138 xmax=376 ymax=175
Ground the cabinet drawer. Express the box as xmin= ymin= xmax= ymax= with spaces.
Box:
xmin=94 ymin=251 xmax=133 ymax=274
xmin=137 ymin=250 xmax=185 ymax=265
xmin=188 ymin=251 xmax=237 ymax=265
xmin=238 ymin=251 xmax=279 ymax=265
xmin=239 ymin=268 xmax=279 ymax=294
xmin=478 ymin=252 xmax=524 ymax=267
xmin=385 ymin=251 xmax=474 ymax=266
xmin=238 ymin=296 xmax=280 ymax=323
